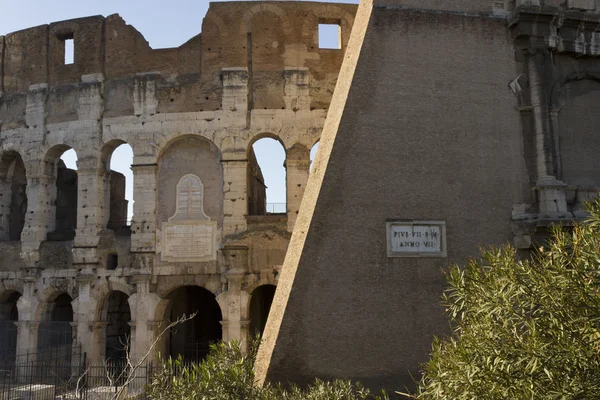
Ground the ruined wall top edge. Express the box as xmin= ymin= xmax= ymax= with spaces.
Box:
xmin=0 ymin=1 xmax=358 ymax=93
xmin=372 ymin=0 xmax=600 ymax=15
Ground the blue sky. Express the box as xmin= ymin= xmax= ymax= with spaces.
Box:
xmin=0 ymin=0 xmax=354 ymax=217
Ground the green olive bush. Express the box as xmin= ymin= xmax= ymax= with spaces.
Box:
xmin=409 ymin=201 xmax=600 ymax=399
xmin=147 ymin=340 xmax=388 ymax=400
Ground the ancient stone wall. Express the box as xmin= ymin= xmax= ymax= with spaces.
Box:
xmin=256 ymin=0 xmax=600 ymax=393
xmin=0 ymin=0 xmax=356 ymax=369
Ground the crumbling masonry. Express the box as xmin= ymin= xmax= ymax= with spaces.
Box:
xmin=4 ymin=0 xmax=600 ymax=393
xmin=0 ymin=1 xmax=356 ymax=366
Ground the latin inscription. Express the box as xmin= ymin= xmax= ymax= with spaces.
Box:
xmin=387 ymin=221 xmax=446 ymax=257
xmin=162 ymin=222 xmax=217 ymax=262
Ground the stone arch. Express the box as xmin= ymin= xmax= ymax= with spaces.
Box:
xmin=36 ymin=286 xmax=76 ymax=322
xmin=49 ymin=21 xmax=78 ymax=37
xmin=301 ymin=5 xmax=355 ymax=47
xmin=247 ymin=133 xmax=287 ymax=216
xmin=551 ymin=75 xmax=600 ymax=188
xmin=202 ymin=11 xmax=226 ymax=37
xmin=92 ymin=281 xmax=134 ymax=322
xmin=248 ymin=284 xmax=276 ymax=338
xmin=247 ymin=132 xmax=287 ymax=151
xmin=155 ymin=132 xmax=219 ymax=162
xmin=549 ymin=72 xmax=600 ymax=109
xmin=240 ymin=4 xmax=292 ymax=35
xmin=0 ymin=281 xmax=24 ymax=301
xmin=42 ymin=143 xmax=77 ymax=174
xmin=101 ymin=139 xmax=135 ymax=229
xmin=100 ymin=290 xmax=132 ymax=362
xmin=0 ymin=290 xmax=21 ymax=363
xmin=41 ymin=144 xmax=78 ymax=240
xmin=153 ymin=285 xmax=223 ymax=363
xmin=157 ymin=135 xmax=223 ymax=233
xmin=0 ymin=290 xmax=21 ymax=320
xmin=37 ymin=292 xmax=74 ymax=356
xmin=0 ymin=150 xmax=27 ymax=241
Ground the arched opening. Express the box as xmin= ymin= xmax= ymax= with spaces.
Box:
xmin=157 ymin=136 xmax=223 ymax=231
xmin=103 ymin=291 xmax=131 ymax=361
xmin=103 ymin=142 xmax=134 ymax=230
xmin=165 ymin=286 xmax=222 ymax=363
xmin=248 ymin=137 xmax=286 ymax=215
xmin=45 ymin=146 xmax=78 ymax=241
xmin=249 ymin=285 xmax=276 ymax=338
xmin=0 ymin=151 xmax=27 ymax=241
xmin=0 ymin=292 xmax=20 ymax=363
xmin=310 ymin=141 xmax=320 ymax=172
xmin=37 ymin=293 xmax=73 ymax=358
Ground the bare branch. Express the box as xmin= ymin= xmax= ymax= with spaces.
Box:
xmin=109 ymin=312 xmax=197 ymax=400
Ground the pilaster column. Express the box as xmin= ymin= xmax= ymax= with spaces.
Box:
xmin=222 ymin=158 xmax=248 ymax=236
xmin=90 ymin=322 xmax=107 ymax=363
xmin=25 ymin=83 xmax=48 ymax=143
xmin=72 ymin=165 xmax=110 ymax=271
xmin=15 ymin=278 xmax=39 ymax=358
xmin=130 ymin=164 xmax=157 ymax=254
xmin=221 ymin=68 xmax=248 ymax=114
xmin=146 ymin=321 xmax=164 ymax=363
xmin=14 ymin=321 xmax=39 ymax=360
xmin=20 ymin=172 xmax=55 ymax=264
xmin=528 ymin=51 xmax=570 ymax=218
xmin=240 ymin=320 xmax=251 ymax=351
xmin=223 ymin=269 xmax=244 ymax=344
xmin=75 ymin=275 xmax=96 ymax=360
xmin=21 ymin=83 xmax=49 ymax=253
xmin=221 ymin=245 xmax=249 ymax=345
xmin=127 ymin=321 xmax=137 ymax=358
xmin=133 ymin=73 xmax=159 ymax=117
xmin=129 ymin=274 xmax=161 ymax=363
xmin=0 ymin=181 xmax=12 ymax=241
xmin=283 ymin=68 xmax=311 ymax=112
xmin=286 ymin=145 xmax=311 ymax=231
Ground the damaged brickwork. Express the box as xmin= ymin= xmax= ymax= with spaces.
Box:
xmin=0 ymin=1 xmax=356 ymax=366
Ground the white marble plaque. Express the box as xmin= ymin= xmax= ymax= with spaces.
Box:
xmin=386 ymin=221 xmax=447 ymax=258
xmin=162 ymin=221 xmax=217 ymax=262
xmin=170 ymin=174 xmax=209 ymax=221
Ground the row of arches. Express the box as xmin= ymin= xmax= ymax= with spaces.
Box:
xmin=0 ymin=135 xmax=321 ymax=243
xmin=0 ymin=142 xmax=134 ymax=242
xmin=0 ymin=284 xmax=276 ymax=364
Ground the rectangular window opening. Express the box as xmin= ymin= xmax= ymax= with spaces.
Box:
xmin=64 ymin=36 xmax=74 ymax=65
xmin=318 ymin=23 xmax=341 ymax=50
xmin=107 ymin=253 xmax=119 ymax=270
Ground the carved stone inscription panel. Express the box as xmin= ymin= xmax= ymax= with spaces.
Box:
xmin=386 ymin=221 xmax=447 ymax=258
xmin=162 ymin=174 xmax=217 ymax=262
xmin=162 ymin=221 xmax=217 ymax=262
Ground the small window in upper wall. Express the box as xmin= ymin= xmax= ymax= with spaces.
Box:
xmin=318 ymin=23 xmax=341 ymax=50
xmin=64 ymin=35 xmax=74 ymax=65
xmin=107 ymin=253 xmax=119 ymax=270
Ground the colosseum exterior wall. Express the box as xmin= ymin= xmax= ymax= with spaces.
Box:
xmin=0 ymin=1 xmax=356 ymax=366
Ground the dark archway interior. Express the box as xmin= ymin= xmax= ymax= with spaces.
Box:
xmin=249 ymin=285 xmax=276 ymax=338
xmin=167 ymin=286 xmax=222 ymax=363
xmin=0 ymin=292 xmax=20 ymax=362
xmin=105 ymin=291 xmax=131 ymax=361
xmin=47 ymin=160 xmax=78 ymax=241
xmin=38 ymin=293 xmax=73 ymax=354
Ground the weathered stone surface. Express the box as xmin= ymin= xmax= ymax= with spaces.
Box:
xmin=2 ymin=0 xmax=600 ymax=393
xmin=256 ymin=0 xmax=600 ymax=394
xmin=0 ymin=0 xmax=355 ymax=370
